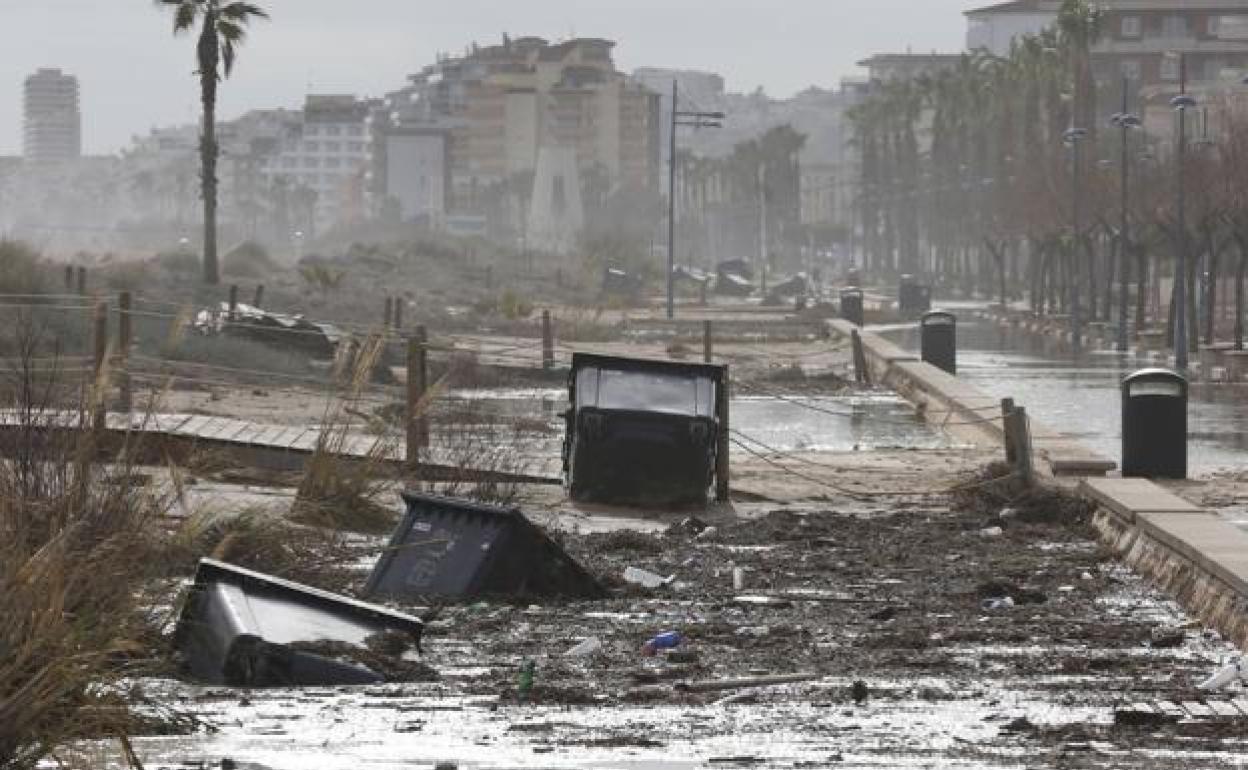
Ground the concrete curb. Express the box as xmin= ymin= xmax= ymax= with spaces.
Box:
xmin=825 ymin=318 xmax=1115 ymax=477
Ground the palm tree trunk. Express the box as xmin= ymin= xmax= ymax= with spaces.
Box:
xmin=199 ymin=17 xmax=220 ymax=286
xmin=1134 ymin=241 xmax=1148 ymax=335
xmin=1235 ymin=233 xmax=1247 ymax=351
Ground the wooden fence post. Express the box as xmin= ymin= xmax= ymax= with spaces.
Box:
xmin=228 ymin=284 xmax=239 ymax=322
xmin=1000 ymin=397 xmax=1016 ymax=464
xmin=392 ymin=297 xmax=403 ymax=331
xmin=703 ymin=320 xmax=713 ymax=363
xmin=405 ymin=324 xmax=430 ymax=470
xmin=76 ymin=266 xmax=87 ymax=296
xmin=542 ymin=310 xmax=554 ymax=370
xmin=851 ymin=329 xmax=871 ymax=385
xmin=253 ymin=284 xmax=265 ymax=308
xmin=1004 ymin=405 xmax=1034 ymax=486
xmin=119 ymin=292 xmax=132 ymax=413
xmin=92 ymin=301 xmax=108 ymax=434
xmin=715 ymin=365 xmax=731 ymax=503
xmin=64 ymin=265 xmax=73 ymax=291
xmin=384 ymin=296 xmax=394 ymax=329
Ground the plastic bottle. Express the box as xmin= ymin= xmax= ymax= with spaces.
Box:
xmin=641 ymin=631 xmax=682 ymax=657
xmin=517 ymin=660 xmax=536 ymax=700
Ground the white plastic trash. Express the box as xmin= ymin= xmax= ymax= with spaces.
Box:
xmin=623 ymin=566 xmax=672 ymax=589
xmin=732 ymin=566 xmax=746 ymax=591
xmin=565 ymin=637 xmax=603 ymax=657
xmin=1198 ymin=657 xmax=1245 ymax=691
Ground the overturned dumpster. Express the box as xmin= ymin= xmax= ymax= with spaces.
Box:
xmin=175 ymin=559 xmax=424 ymax=687
xmin=564 ymin=353 xmax=725 ymax=507
xmin=366 ymin=492 xmax=604 ymax=600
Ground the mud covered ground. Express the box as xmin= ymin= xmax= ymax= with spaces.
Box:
xmin=98 ymin=470 xmax=1248 ymax=770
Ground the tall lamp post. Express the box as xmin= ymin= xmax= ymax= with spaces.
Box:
xmin=1111 ymin=79 xmax=1142 ymax=353
xmin=1063 ymin=126 xmax=1089 ymax=352
xmin=667 ymin=80 xmax=723 ymax=319
xmin=1171 ymin=55 xmax=1196 ymax=370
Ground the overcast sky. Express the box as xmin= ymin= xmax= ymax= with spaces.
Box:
xmin=2 ymin=0 xmax=986 ymax=156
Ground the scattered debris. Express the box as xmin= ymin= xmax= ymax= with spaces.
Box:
xmin=174 ymin=559 xmax=425 ymax=687
xmin=365 ymin=492 xmax=604 ymax=600
xmin=195 ymin=302 xmax=342 ymax=358
xmin=1199 ymin=657 xmax=1246 ymax=691
xmin=623 ymin=566 xmax=674 ymax=589
xmin=641 ymin=631 xmax=683 ymax=657
xmin=565 ymin=637 xmax=603 ymax=657
xmin=851 ymin=680 xmax=869 ymax=705
xmin=1150 ymin=627 xmax=1187 ymax=649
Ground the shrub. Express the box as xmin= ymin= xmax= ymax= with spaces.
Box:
xmin=0 ymin=323 xmax=175 ymax=769
xmin=0 ymin=240 xmax=47 ymax=296
xmin=222 ymin=241 xmax=278 ymax=279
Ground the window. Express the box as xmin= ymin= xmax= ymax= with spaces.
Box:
xmin=1121 ymin=15 xmax=1142 ymax=38
xmin=1162 ymin=15 xmax=1189 ymax=38
xmin=1161 ymin=55 xmax=1181 ymax=81
xmin=348 ymin=125 xmax=364 ymax=136
xmin=325 ymin=157 xmax=341 ymax=168
xmin=303 ymin=141 xmax=319 ymax=152
xmin=324 ymin=141 xmax=341 ymax=152
xmin=282 ymin=157 xmax=296 ymax=168
xmin=1120 ymin=59 xmax=1142 ymax=81
xmin=1212 ymin=15 xmax=1248 ymax=40
xmin=348 ymin=141 xmax=364 ymax=152
xmin=326 ymin=125 xmax=342 ymax=136
xmin=304 ymin=125 xmax=320 ymax=136
xmin=304 ymin=157 xmax=320 ymax=168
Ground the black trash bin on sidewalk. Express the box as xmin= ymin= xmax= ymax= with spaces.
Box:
xmin=1121 ymin=368 xmax=1187 ymax=479
xmin=920 ymin=311 xmax=957 ymax=375
xmin=840 ymin=288 xmax=864 ymax=327
xmin=898 ymin=275 xmax=932 ymax=317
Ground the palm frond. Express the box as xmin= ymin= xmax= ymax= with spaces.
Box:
xmin=161 ymin=0 xmax=200 ymax=33
xmin=220 ymin=1 xmax=270 ymax=21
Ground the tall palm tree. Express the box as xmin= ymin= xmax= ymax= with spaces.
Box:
xmin=157 ymin=0 xmax=269 ymax=285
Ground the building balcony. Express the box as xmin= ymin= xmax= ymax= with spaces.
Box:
xmin=1098 ymin=37 xmax=1248 ymax=55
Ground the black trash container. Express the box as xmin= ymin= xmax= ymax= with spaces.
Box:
xmin=898 ymin=275 xmax=931 ymax=317
xmin=920 ymin=311 xmax=957 ymax=375
xmin=1121 ymin=368 xmax=1187 ymax=479
xmin=840 ymin=287 xmax=864 ymax=327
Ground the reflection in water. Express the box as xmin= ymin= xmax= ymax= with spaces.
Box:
xmin=885 ymin=320 xmax=1248 ymax=474
xmin=446 ymin=388 xmax=947 ymax=454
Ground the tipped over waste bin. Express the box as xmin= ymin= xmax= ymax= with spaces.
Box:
xmin=564 ymin=353 xmax=725 ymax=507
xmin=174 ymin=559 xmax=425 ymax=687
xmin=365 ymin=492 xmax=604 ymax=600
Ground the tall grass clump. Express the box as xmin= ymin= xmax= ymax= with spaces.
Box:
xmin=0 ymin=318 xmax=175 ymax=770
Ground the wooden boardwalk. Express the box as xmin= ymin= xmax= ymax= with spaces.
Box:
xmin=0 ymin=410 xmax=563 ymax=485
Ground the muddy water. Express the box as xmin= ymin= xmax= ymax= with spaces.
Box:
xmin=881 ymin=318 xmax=1248 ymax=476
xmin=445 ymin=387 xmax=949 ymax=455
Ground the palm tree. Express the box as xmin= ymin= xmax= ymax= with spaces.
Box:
xmin=157 ymin=0 xmax=269 ymax=285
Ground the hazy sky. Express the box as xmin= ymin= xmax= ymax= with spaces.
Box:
xmin=2 ymin=0 xmax=986 ymax=156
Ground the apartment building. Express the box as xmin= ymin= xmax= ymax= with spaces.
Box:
xmin=23 ymin=68 xmax=81 ymax=164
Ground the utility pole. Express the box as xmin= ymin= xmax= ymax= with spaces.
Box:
xmin=1113 ymin=78 xmax=1141 ymax=353
xmin=667 ymin=79 xmax=724 ymax=319
xmin=1173 ymin=54 xmax=1194 ymax=370
xmin=1064 ymin=126 xmax=1089 ymax=353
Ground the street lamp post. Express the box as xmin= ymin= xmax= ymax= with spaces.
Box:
xmin=1064 ymin=126 xmax=1089 ymax=352
xmin=667 ymin=80 xmax=723 ymax=319
xmin=1171 ymin=55 xmax=1196 ymax=370
xmin=1111 ymin=78 xmax=1142 ymax=353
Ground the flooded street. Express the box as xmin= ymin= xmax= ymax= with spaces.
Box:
xmin=444 ymin=387 xmax=949 ymax=456
xmin=882 ymin=317 xmax=1248 ymax=476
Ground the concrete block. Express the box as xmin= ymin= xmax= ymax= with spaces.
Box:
xmin=1078 ymin=477 xmax=1202 ymax=523
xmin=1136 ymin=512 xmax=1248 ymax=596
